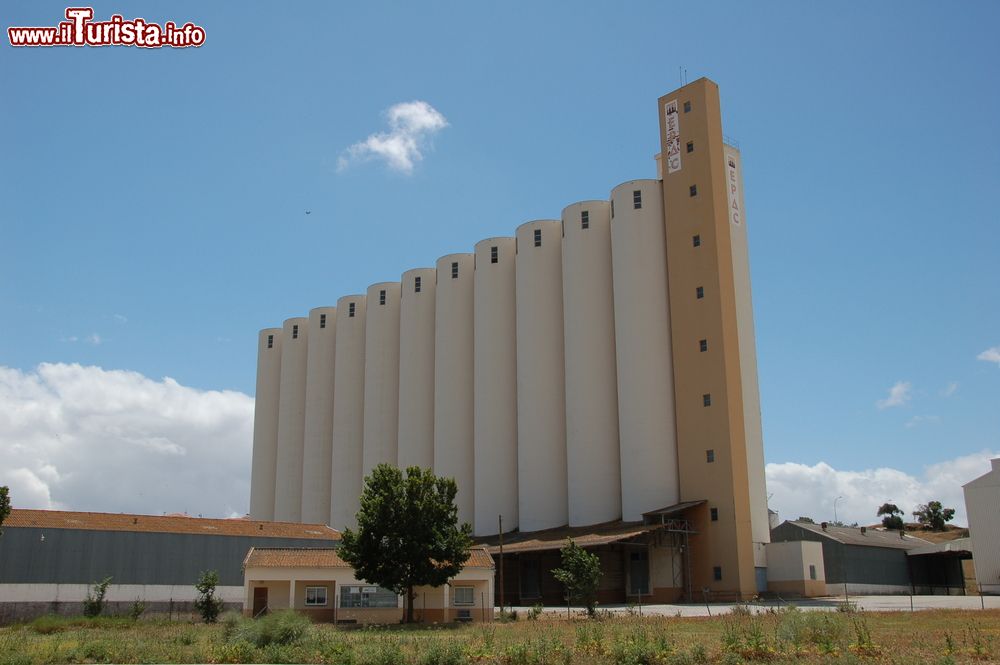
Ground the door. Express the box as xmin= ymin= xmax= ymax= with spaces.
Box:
xmin=252 ymin=587 xmax=268 ymax=617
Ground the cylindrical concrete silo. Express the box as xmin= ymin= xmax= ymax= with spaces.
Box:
xmin=330 ymin=295 xmax=367 ymax=530
xmin=301 ymin=306 xmax=336 ymax=525
xmin=515 ymin=220 xmax=568 ymax=531
xmin=473 ymin=237 xmax=518 ymax=536
xmin=610 ymin=179 xmax=679 ymax=520
xmin=249 ymin=327 xmax=282 ymax=520
xmin=398 ymin=268 xmax=436 ymax=471
xmin=434 ymin=253 xmax=475 ymax=528
xmin=561 ymin=201 xmax=623 ymax=526
xmin=273 ymin=317 xmax=309 ymax=522
xmin=363 ymin=282 xmax=401 ymax=478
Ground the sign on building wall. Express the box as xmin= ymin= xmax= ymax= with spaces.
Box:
xmin=664 ymin=100 xmax=681 ymax=174
xmin=726 ymin=152 xmax=742 ymax=225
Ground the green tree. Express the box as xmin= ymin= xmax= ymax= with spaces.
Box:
xmin=552 ymin=538 xmax=602 ymax=617
xmin=913 ymin=501 xmax=956 ymax=531
xmin=0 ymin=486 xmax=10 ymax=537
xmin=796 ymin=516 xmax=816 ymax=524
xmin=877 ymin=503 xmax=905 ymax=530
xmin=194 ymin=570 xmax=225 ymax=623
xmin=83 ymin=577 xmax=112 ymax=617
xmin=339 ymin=464 xmax=473 ymax=623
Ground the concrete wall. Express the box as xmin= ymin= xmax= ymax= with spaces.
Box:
xmin=965 ymin=459 xmax=1000 ymax=594
xmin=765 ymin=541 xmax=825 ymax=597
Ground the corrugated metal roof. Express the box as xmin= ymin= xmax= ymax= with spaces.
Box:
xmin=481 ymin=521 xmax=660 ymax=555
xmin=643 ymin=500 xmax=706 ymax=517
xmin=244 ymin=546 xmax=495 ymax=570
xmin=6 ymin=509 xmax=340 ymax=540
xmin=785 ymin=521 xmax=931 ymax=550
xmin=907 ymin=537 xmax=973 ymax=556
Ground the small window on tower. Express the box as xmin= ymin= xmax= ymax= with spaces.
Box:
xmin=379 ymin=289 xmax=386 ymax=305
xmin=267 ymin=335 xmax=273 ymax=349
xmin=611 ymin=200 xmax=615 ymax=218
xmin=713 ymin=566 xmax=722 ymax=581
xmin=684 ymin=100 xmax=692 ymax=113
xmin=320 ymin=314 xmax=326 ymax=329
xmin=693 ymin=234 xmax=701 ymax=247
xmin=533 ymin=229 xmax=542 ymax=247
xmin=696 ymin=286 xmax=704 ymax=299
xmin=809 ymin=564 xmax=817 ymax=580
xmin=451 ymin=262 xmax=459 ymax=279
xmin=292 ymin=324 xmax=299 ymax=339
xmin=633 ymin=190 xmax=642 ymax=209
xmin=349 ymin=303 xmax=356 ymax=318
xmin=706 ymin=449 xmax=715 ymax=463
xmin=415 ymin=276 xmax=422 ymax=293
xmin=690 ymin=184 xmax=698 ymax=197
xmin=491 ymin=246 xmax=498 ymax=264
xmin=710 ymin=508 xmax=719 ymax=522
xmin=581 ymin=210 xmax=589 ymax=229
xmin=699 ymin=339 xmax=708 ymax=352
xmin=703 ymin=393 xmax=712 ymax=407
xmin=686 ymin=141 xmax=694 ymax=153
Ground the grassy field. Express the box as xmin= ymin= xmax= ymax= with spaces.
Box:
xmin=0 ymin=607 xmax=997 ymax=664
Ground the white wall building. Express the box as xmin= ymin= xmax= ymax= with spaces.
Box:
xmin=964 ymin=458 xmax=1000 ymax=594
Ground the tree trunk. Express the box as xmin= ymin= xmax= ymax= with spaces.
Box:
xmin=405 ymin=585 xmax=415 ymax=623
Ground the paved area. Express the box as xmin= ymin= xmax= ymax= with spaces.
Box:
xmin=508 ymin=595 xmax=1000 ymax=618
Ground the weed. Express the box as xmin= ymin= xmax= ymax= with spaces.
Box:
xmin=526 ymin=603 xmax=543 ymax=621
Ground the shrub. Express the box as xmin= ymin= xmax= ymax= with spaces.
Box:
xmin=527 ymin=603 xmax=543 ymax=621
xmin=130 ymin=598 xmax=146 ymax=621
xmin=417 ymin=640 xmax=466 ymax=665
xmin=194 ymin=570 xmax=225 ymax=624
xmin=82 ymin=576 xmax=112 ymax=618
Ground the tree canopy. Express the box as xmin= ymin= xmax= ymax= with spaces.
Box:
xmin=338 ymin=464 xmax=472 ymax=623
xmin=913 ymin=501 xmax=956 ymax=531
xmin=876 ymin=503 xmax=904 ymax=530
xmin=552 ymin=538 xmax=602 ymax=617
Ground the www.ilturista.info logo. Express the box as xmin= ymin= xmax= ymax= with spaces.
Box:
xmin=8 ymin=7 xmax=205 ymax=48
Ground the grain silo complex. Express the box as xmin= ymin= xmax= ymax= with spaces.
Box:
xmin=249 ymin=78 xmax=770 ymax=601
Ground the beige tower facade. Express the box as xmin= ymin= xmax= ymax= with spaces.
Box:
xmin=250 ymin=78 xmax=768 ymax=599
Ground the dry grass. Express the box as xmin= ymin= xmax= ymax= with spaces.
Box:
xmin=0 ymin=607 xmax=997 ymax=664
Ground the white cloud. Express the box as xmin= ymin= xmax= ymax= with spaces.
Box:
xmin=876 ymin=380 xmax=911 ymax=409
xmin=113 ymin=314 xmax=128 ymax=324
xmin=86 ymin=333 xmax=102 ymax=345
xmin=337 ymin=100 xmax=448 ymax=175
xmin=941 ymin=381 xmax=958 ymax=397
xmin=766 ymin=450 xmax=999 ymax=528
xmin=977 ymin=346 xmax=1000 ymax=367
xmin=904 ymin=414 xmax=940 ymax=428
xmin=0 ymin=363 xmax=254 ymax=518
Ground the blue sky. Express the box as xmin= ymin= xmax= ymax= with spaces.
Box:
xmin=1 ymin=1 xmax=998 ymax=522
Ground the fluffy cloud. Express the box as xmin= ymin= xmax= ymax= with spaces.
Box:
xmin=977 ymin=346 xmax=1000 ymax=367
xmin=940 ymin=381 xmax=958 ymax=397
xmin=766 ymin=450 xmax=999 ymax=528
xmin=337 ymin=101 xmax=448 ymax=174
xmin=876 ymin=380 xmax=911 ymax=409
xmin=0 ymin=363 xmax=253 ymax=518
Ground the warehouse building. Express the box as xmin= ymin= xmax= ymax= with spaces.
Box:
xmin=0 ymin=509 xmax=339 ymax=623
xmin=964 ymin=458 xmax=1000 ymax=594
xmin=249 ymin=78 xmax=770 ymax=600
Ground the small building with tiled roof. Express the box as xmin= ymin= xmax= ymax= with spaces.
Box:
xmin=241 ymin=546 xmax=495 ymax=624
xmin=0 ymin=508 xmax=339 ymax=624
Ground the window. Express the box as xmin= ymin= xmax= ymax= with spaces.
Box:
xmin=533 ymin=229 xmax=542 ymax=247
xmin=692 ymin=234 xmax=701 ymax=247
xmin=379 ymin=289 xmax=386 ymax=306
xmin=305 ymin=586 xmax=328 ymax=606
xmin=340 ymin=585 xmax=398 ymax=608
xmin=713 ymin=566 xmax=722 ymax=581
xmin=453 ymin=586 xmax=474 ymax=606
xmin=696 ymin=286 xmax=704 ymax=299
xmin=491 ymin=246 xmax=498 ymax=264
xmin=349 ymin=303 xmax=356 ymax=318
xmin=706 ymin=449 xmax=715 ymax=463
xmin=686 ymin=141 xmax=694 ymax=153
xmin=292 ymin=324 xmax=299 ymax=339
xmin=809 ymin=564 xmax=817 ymax=581
xmin=266 ymin=334 xmax=273 ymax=349
xmin=633 ymin=189 xmax=642 ymax=209
xmin=710 ymin=507 xmax=719 ymax=522
xmin=703 ymin=393 xmax=712 ymax=407
xmin=699 ymin=339 xmax=708 ymax=352
xmin=520 ymin=558 xmax=540 ymax=598
xmin=683 ymin=100 xmax=691 ymax=113
xmin=415 ymin=276 xmax=422 ymax=293
xmin=320 ymin=314 xmax=326 ymax=329
xmin=689 ymin=184 xmax=698 ymax=197
xmin=611 ymin=200 xmax=615 ymax=218
xmin=629 ymin=550 xmax=650 ymax=595
xmin=451 ymin=262 xmax=459 ymax=279
xmin=581 ymin=210 xmax=589 ymax=229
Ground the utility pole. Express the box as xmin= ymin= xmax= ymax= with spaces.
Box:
xmin=498 ymin=514 xmax=505 ymax=613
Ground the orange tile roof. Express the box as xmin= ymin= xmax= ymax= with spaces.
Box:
xmin=479 ymin=521 xmax=661 ymax=555
xmin=243 ymin=546 xmax=495 ymax=570
xmin=6 ymin=509 xmax=340 ymax=540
